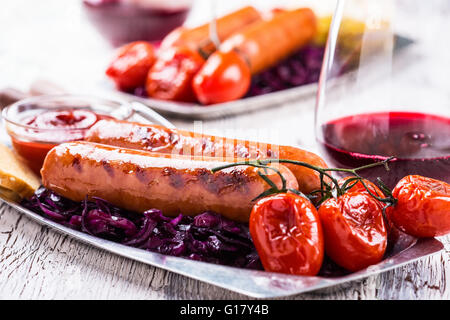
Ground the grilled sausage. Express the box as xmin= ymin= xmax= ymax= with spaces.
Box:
xmin=147 ymin=7 xmax=262 ymax=102
xmin=85 ymin=119 xmax=328 ymax=195
xmin=41 ymin=141 xmax=298 ymax=222
xmin=160 ymin=6 xmax=262 ymax=53
xmin=219 ymin=8 xmax=317 ymax=74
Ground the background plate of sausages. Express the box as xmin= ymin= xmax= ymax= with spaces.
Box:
xmin=104 ymin=6 xmax=414 ymax=119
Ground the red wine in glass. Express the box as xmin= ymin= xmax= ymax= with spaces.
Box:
xmin=318 ymin=111 xmax=450 ymax=189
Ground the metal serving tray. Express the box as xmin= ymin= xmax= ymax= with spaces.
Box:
xmin=0 ymin=198 xmax=444 ymax=298
xmin=1 ymin=98 xmax=443 ymax=298
xmin=114 ymin=82 xmax=317 ymax=120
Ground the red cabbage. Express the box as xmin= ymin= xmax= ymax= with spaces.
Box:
xmin=21 ymin=187 xmax=414 ymax=275
xmin=22 ymin=187 xmax=262 ymax=269
xmin=247 ymin=45 xmax=325 ymax=96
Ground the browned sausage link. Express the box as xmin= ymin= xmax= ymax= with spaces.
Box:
xmin=85 ymin=119 xmax=328 ymax=194
xmin=160 ymin=6 xmax=262 ymax=52
xmin=41 ymin=141 xmax=298 ymax=222
xmin=219 ymin=8 xmax=317 ymax=74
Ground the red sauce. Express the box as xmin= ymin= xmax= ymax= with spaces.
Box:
xmin=10 ymin=109 xmax=113 ymax=175
xmin=24 ymin=109 xmax=99 ymax=130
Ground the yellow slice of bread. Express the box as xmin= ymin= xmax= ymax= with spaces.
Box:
xmin=0 ymin=186 xmax=22 ymax=202
xmin=0 ymin=143 xmax=40 ymax=199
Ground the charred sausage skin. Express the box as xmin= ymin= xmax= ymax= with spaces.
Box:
xmin=160 ymin=6 xmax=262 ymax=52
xmin=85 ymin=119 xmax=328 ymax=194
xmin=219 ymin=8 xmax=317 ymax=74
xmin=41 ymin=141 xmax=298 ymax=222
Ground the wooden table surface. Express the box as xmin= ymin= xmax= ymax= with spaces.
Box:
xmin=0 ymin=0 xmax=449 ymax=299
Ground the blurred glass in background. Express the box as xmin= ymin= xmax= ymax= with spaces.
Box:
xmin=82 ymin=0 xmax=194 ymax=46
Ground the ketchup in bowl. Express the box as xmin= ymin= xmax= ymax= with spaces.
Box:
xmin=2 ymin=95 xmax=133 ymax=175
xmin=24 ymin=109 xmax=100 ymax=133
xmin=10 ymin=110 xmax=111 ymax=175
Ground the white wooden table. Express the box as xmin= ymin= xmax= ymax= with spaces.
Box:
xmin=0 ymin=0 xmax=449 ymax=299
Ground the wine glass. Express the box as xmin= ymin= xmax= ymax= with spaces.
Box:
xmin=315 ymin=0 xmax=450 ymax=188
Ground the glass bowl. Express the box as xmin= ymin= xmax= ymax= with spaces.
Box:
xmin=1 ymin=94 xmax=134 ymax=175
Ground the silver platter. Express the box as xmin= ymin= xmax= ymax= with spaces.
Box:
xmin=115 ymin=83 xmax=316 ymax=120
xmin=1 ymin=198 xmax=444 ymax=298
xmin=2 ymin=88 xmax=443 ymax=298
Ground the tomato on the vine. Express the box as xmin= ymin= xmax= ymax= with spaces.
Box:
xmin=106 ymin=41 xmax=155 ymax=91
xmin=387 ymin=175 xmax=450 ymax=238
xmin=249 ymin=193 xmax=324 ymax=276
xmin=192 ymin=50 xmax=251 ymax=105
xmin=338 ymin=176 xmax=385 ymax=198
xmin=318 ymin=192 xmax=387 ymax=272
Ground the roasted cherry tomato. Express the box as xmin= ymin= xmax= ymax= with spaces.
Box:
xmin=106 ymin=41 xmax=155 ymax=91
xmin=339 ymin=177 xmax=407 ymax=237
xmin=318 ymin=192 xmax=387 ymax=272
xmin=339 ymin=177 xmax=385 ymax=198
xmin=146 ymin=46 xmax=205 ymax=102
xmin=387 ymin=175 xmax=450 ymax=238
xmin=192 ymin=50 xmax=251 ymax=105
xmin=249 ymin=193 xmax=324 ymax=276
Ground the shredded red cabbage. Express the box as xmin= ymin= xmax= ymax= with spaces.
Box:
xmin=22 ymin=187 xmax=262 ymax=269
xmin=21 ymin=187 xmax=416 ymax=275
xmin=247 ymin=45 xmax=324 ymax=96
xmin=129 ymin=45 xmax=325 ymax=100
